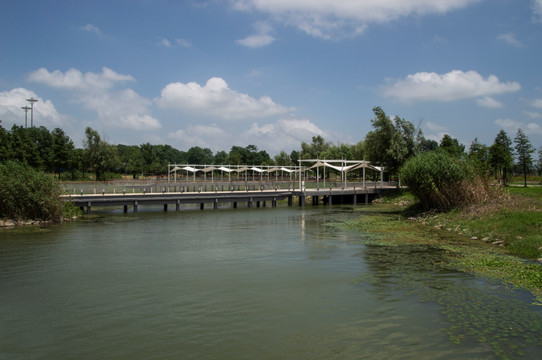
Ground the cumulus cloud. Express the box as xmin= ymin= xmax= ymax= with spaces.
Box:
xmin=28 ymin=67 xmax=160 ymax=130
xmin=231 ymin=0 xmax=480 ymax=39
xmin=497 ymin=33 xmax=525 ymax=48
xmin=381 ymin=70 xmax=521 ymax=104
xmin=29 ymin=67 xmax=134 ymax=91
xmin=167 ymin=118 xmax=327 ymax=153
xmin=156 ymin=77 xmax=291 ymax=120
xmin=495 ymin=118 xmax=542 ymax=136
xmin=476 ymin=96 xmax=503 ymax=108
xmin=0 ymin=88 xmax=64 ymax=127
xmin=237 ymin=21 xmax=275 ymax=48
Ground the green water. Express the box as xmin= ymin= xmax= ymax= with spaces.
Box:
xmin=1 ymin=206 xmax=541 ymax=359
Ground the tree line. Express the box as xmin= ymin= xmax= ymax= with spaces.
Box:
xmin=1 ymin=107 xmax=541 ymax=183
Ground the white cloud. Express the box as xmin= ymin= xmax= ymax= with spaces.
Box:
xmin=158 ymin=37 xmax=192 ymax=48
xmin=81 ymin=24 xmax=102 ymax=36
xmin=382 ymin=70 xmax=521 ymax=103
xmin=426 ymin=121 xmax=448 ymax=132
xmin=237 ymin=34 xmax=275 ymax=48
xmin=29 ymin=67 xmax=134 ymax=91
xmin=167 ymin=118 xmax=327 ymax=154
xmin=0 ymin=88 xmax=64 ymax=127
xmin=495 ymin=118 xmax=542 ymax=136
xmin=232 ymin=0 xmax=480 ymax=39
xmin=156 ymin=77 xmax=291 ymax=120
xmin=497 ymin=33 xmax=525 ymax=48
xmin=533 ymin=0 xmax=542 ymax=22
xmin=476 ymin=96 xmax=503 ymax=108
xmin=523 ymin=111 xmax=542 ymax=119
xmin=28 ymin=67 xmax=159 ymax=130
xmin=237 ymin=21 xmax=275 ymax=48
xmin=532 ymin=98 xmax=542 ymax=108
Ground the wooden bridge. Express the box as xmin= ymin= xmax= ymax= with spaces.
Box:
xmin=62 ymin=184 xmax=394 ymax=214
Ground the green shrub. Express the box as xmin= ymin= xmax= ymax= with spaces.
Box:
xmin=0 ymin=161 xmax=66 ymax=221
xmin=399 ymin=150 xmax=493 ymax=211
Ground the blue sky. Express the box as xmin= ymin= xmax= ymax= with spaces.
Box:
xmin=1 ymin=0 xmax=542 ymax=155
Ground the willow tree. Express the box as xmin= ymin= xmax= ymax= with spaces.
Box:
xmin=363 ymin=107 xmax=417 ymax=178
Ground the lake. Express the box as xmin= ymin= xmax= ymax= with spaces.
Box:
xmin=1 ymin=205 xmax=541 ymax=359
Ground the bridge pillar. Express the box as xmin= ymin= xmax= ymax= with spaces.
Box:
xmin=164 ymin=204 xmax=168 ymax=212
xmin=200 ymin=203 xmax=204 ymax=210
xmin=353 ymin=193 xmax=357 ymax=205
xmin=134 ymin=201 xmax=138 ymax=213
xmin=272 ymin=197 xmax=277 ymax=207
xmin=365 ymin=193 xmax=369 ymax=205
xmin=124 ymin=205 xmax=128 ymax=213
xmin=256 ymin=201 xmax=260 ymax=208
xmin=86 ymin=201 xmax=91 ymax=215
xmin=328 ymin=195 xmax=332 ymax=206
xmin=248 ymin=198 xmax=253 ymax=208
xmin=299 ymin=195 xmax=305 ymax=207
xmin=288 ymin=195 xmax=293 ymax=206
xmin=214 ymin=199 xmax=218 ymax=210
xmin=233 ymin=201 xmax=238 ymax=208
xmin=312 ymin=196 xmax=319 ymax=205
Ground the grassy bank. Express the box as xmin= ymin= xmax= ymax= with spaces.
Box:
xmin=346 ymin=187 xmax=542 ymax=301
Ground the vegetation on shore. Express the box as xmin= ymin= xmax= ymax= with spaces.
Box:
xmin=0 ymin=161 xmax=79 ymax=224
xmin=346 ymin=188 xmax=542 ymax=301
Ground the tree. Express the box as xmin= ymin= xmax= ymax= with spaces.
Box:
xmin=300 ymin=135 xmax=330 ymax=159
xmin=274 ymin=150 xmax=292 ymax=166
xmin=489 ymin=130 xmax=513 ymax=186
xmin=439 ymin=134 xmax=464 ymax=157
xmin=468 ymin=137 xmax=489 ymax=174
xmin=363 ymin=107 xmax=417 ymax=177
xmin=0 ymin=122 xmax=10 ymax=162
xmin=51 ymin=128 xmax=74 ymax=179
xmin=537 ymin=147 xmax=542 ymax=176
xmin=514 ymin=128 xmax=534 ymax=187
xmin=83 ymin=127 xmax=117 ymax=181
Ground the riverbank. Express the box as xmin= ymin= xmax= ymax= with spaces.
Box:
xmin=344 ymin=188 xmax=542 ymax=302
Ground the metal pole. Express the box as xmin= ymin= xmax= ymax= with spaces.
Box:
xmin=26 ymin=98 xmax=38 ymax=127
xmin=21 ymin=106 xmax=31 ymax=128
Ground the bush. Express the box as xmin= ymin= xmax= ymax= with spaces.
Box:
xmin=0 ymin=161 xmax=66 ymax=222
xmin=399 ymin=150 xmax=494 ymax=211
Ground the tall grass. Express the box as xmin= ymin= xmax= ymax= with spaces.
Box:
xmin=399 ymin=150 xmax=497 ymax=211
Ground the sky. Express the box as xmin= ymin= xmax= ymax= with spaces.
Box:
xmin=1 ymin=0 xmax=542 ymax=156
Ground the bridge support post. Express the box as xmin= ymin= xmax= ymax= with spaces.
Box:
xmin=86 ymin=201 xmax=91 ymax=215
xmin=200 ymin=203 xmax=204 ymax=210
xmin=176 ymin=200 xmax=180 ymax=211
xmin=214 ymin=199 xmax=218 ymax=210
xmin=353 ymin=193 xmax=357 ymax=205
xmin=164 ymin=204 xmax=168 ymax=212
xmin=248 ymin=197 xmax=253 ymax=208
xmin=124 ymin=205 xmax=128 ymax=213
xmin=272 ymin=197 xmax=277 ymax=207
xmin=312 ymin=196 xmax=319 ymax=205
xmin=299 ymin=195 xmax=305 ymax=207
xmin=233 ymin=201 xmax=238 ymax=208
xmin=134 ymin=201 xmax=138 ymax=213
xmin=328 ymin=195 xmax=332 ymax=206
xmin=365 ymin=193 xmax=369 ymax=204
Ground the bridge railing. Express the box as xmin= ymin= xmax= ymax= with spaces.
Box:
xmin=61 ymin=180 xmax=397 ymax=196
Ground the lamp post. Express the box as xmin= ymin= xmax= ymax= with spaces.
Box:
xmin=21 ymin=106 xmax=31 ymax=128
xmin=26 ymin=98 xmax=38 ymax=127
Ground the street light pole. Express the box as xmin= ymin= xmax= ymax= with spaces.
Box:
xmin=21 ymin=106 xmax=31 ymax=128
xmin=26 ymin=98 xmax=38 ymax=127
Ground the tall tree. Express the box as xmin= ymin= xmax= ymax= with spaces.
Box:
xmin=514 ymin=128 xmax=534 ymax=187
xmin=439 ymin=134 xmax=464 ymax=157
xmin=51 ymin=128 xmax=74 ymax=179
xmin=489 ymin=130 xmax=513 ymax=186
xmin=300 ymin=135 xmax=330 ymax=159
xmin=537 ymin=147 xmax=542 ymax=176
xmin=468 ymin=137 xmax=490 ymax=174
xmin=363 ymin=107 xmax=417 ymax=177
xmin=83 ymin=127 xmax=117 ymax=181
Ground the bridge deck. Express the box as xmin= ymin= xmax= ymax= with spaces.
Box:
xmin=63 ymin=186 xmax=394 ymax=214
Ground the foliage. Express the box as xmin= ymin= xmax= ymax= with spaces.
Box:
xmin=83 ymin=127 xmax=118 ymax=181
xmin=439 ymin=134 xmax=465 ymax=157
xmin=399 ymin=150 xmax=494 ymax=211
xmin=300 ymin=135 xmax=330 ymax=159
xmin=363 ymin=106 xmax=419 ymax=176
xmin=489 ymin=130 xmax=513 ymax=185
xmin=0 ymin=161 xmax=67 ymax=221
xmin=514 ymin=128 xmax=534 ymax=187
xmin=468 ymin=137 xmax=490 ymax=174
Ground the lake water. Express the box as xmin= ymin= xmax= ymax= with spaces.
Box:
xmin=1 ymin=205 xmax=541 ymax=359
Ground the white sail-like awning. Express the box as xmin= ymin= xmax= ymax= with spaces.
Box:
xmin=169 ymin=166 xmax=182 ymax=173
xmin=202 ymin=166 xmax=218 ymax=172
xmin=182 ymin=166 xmax=199 ymax=173
xmin=218 ymin=166 xmax=233 ymax=173
xmin=280 ymin=167 xmax=295 ymax=173
xmin=250 ymin=167 xmax=265 ymax=173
